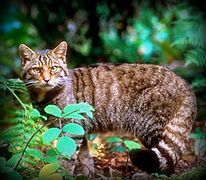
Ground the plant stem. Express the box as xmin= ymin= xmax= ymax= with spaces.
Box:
xmin=61 ymin=110 xmax=80 ymax=118
xmin=3 ymin=81 xmax=27 ymax=111
xmin=12 ymin=125 xmax=45 ymax=170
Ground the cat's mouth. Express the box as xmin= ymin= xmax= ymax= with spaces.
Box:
xmin=41 ymin=83 xmax=56 ymax=89
xmin=26 ymin=79 xmax=64 ymax=91
xmin=40 ymin=81 xmax=64 ymax=90
xmin=32 ymin=81 xmax=56 ymax=90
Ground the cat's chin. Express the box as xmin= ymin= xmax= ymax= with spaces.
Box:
xmin=43 ymin=85 xmax=55 ymax=91
xmin=36 ymin=84 xmax=57 ymax=91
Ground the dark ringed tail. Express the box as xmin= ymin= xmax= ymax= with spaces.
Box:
xmin=130 ymin=91 xmax=196 ymax=174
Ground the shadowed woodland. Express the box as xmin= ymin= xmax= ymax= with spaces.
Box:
xmin=0 ymin=0 xmax=206 ymax=179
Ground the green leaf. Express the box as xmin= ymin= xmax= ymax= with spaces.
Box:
xmin=41 ymin=156 xmax=58 ymax=163
xmin=39 ymin=163 xmax=60 ymax=177
xmin=86 ymin=111 xmax=93 ymax=119
xmin=192 ymin=78 xmax=206 ymax=89
xmin=4 ymin=170 xmax=22 ymax=180
xmin=63 ymin=104 xmax=81 ymax=114
xmin=41 ymin=115 xmax=48 ymax=121
xmin=30 ymin=108 xmax=41 ymax=118
xmin=46 ymin=148 xmax=59 ymax=156
xmin=6 ymin=154 xmax=20 ymax=167
xmin=62 ymin=123 xmax=85 ymax=135
xmin=44 ymin=105 xmax=62 ymax=118
xmin=190 ymin=133 xmax=199 ymax=139
xmin=86 ymin=133 xmax=98 ymax=141
xmin=111 ymin=146 xmax=126 ymax=152
xmin=0 ymin=156 xmax=6 ymax=165
xmin=0 ymin=157 xmax=12 ymax=173
xmin=42 ymin=128 xmax=61 ymax=144
xmin=195 ymin=127 xmax=202 ymax=134
xmin=124 ymin=140 xmax=141 ymax=150
xmin=47 ymin=173 xmax=62 ymax=180
xmin=106 ymin=136 xmax=123 ymax=143
xmin=62 ymin=102 xmax=94 ymax=119
xmin=190 ymin=128 xmax=206 ymax=139
xmin=56 ymin=136 xmax=77 ymax=157
xmin=185 ymin=48 xmax=206 ymax=67
xmin=77 ymin=102 xmax=95 ymax=119
xmin=0 ymin=165 xmax=12 ymax=174
xmin=31 ymin=178 xmax=40 ymax=180
xmin=64 ymin=112 xmax=85 ymax=120
xmin=26 ymin=148 xmax=43 ymax=159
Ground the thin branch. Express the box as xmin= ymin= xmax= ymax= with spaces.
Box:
xmin=126 ymin=151 xmax=129 ymax=173
xmin=12 ymin=124 xmax=45 ymax=170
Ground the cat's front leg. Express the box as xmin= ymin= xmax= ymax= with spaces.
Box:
xmin=60 ymin=153 xmax=77 ymax=176
xmin=60 ymin=137 xmax=94 ymax=177
xmin=74 ymin=137 xmax=95 ymax=177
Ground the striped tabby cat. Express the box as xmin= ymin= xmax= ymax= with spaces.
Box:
xmin=19 ymin=41 xmax=196 ymax=175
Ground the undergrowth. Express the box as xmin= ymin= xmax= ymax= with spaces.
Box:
xmin=172 ymin=4 xmax=206 ymax=90
xmin=0 ymin=78 xmax=95 ymax=179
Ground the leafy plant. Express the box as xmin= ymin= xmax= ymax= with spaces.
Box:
xmin=0 ymin=156 xmax=22 ymax=180
xmin=0 ymin=79 xmax=46 ymax=179
xmin=32 ymin=163 xmax=62 ymax=180
xmin=0 ymin=78 xmax=95 ymax=179
xmin=42 ymin=103 xmax=94 ymax=158
xmin=190 ymin=128 xmax=206 ymax=158
xmin=172 ymin=4 xmax=206 ymax=90
xmin=191 ymin=78 xmax=206 ymax=89
xmin=106 ymin=136 xmax=141 ymax=153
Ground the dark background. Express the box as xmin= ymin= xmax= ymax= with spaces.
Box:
xmin=1 ymin=0 xmax=206 ymax=118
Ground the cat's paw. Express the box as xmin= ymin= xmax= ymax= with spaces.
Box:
xmin=74 ymin=147 xmax=95 ymax=177
xmin=129 ymin=148 xmax=160 ymax=173
xmin=74 ymin=157 xmax=94 ymax=177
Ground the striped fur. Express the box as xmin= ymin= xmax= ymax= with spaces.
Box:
xmin=19 ymin=41 xmax=196 ymax=174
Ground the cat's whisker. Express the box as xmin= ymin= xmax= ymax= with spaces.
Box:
xmin=25 ymin=82 xmax=34 ymax=86
xmin=26 ymin=84 xmax=34 ymax=88
xmin=24 ymin=81 xmax=39 ymax=88
xmin=55 ymin=83 xmax=64 ymax=88
xmin=25 ymin=80 xmax=38 ymax=85
xmin=56 ymin=79 xmax=66 ymax=83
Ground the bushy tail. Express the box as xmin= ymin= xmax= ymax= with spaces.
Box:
xmin=130 ymin=93 xmax=196 ymax=174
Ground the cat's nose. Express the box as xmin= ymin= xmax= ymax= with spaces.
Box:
xmin=43 ymin=78 xmax=50 ymax=83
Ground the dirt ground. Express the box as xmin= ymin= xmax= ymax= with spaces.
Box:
xmin=88 ymin=120 xmax=206 ymax=180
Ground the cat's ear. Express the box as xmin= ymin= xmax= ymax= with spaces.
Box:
xmin=19 ymin=44 xmax=35 ymax=67
xmin=51 ymin=41 xmax=67 ymax=62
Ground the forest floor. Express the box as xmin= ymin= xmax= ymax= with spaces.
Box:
xmin=88 ymin=120 xmax=206 ymax=180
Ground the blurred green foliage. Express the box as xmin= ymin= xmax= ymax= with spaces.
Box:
xmin=0 ymin=0 xmax=205 ymax=127
xmin=0 ymin=1 xmax=205 ymax=73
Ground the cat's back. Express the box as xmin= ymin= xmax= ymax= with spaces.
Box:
xmin=71 ymin=63 xmax=195 ymax=130
xmin=72 ymin=63 xmax=193 ymax=101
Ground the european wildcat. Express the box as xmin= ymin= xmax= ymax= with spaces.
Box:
xmin=19 ymin=41 xmax=196 ymax=176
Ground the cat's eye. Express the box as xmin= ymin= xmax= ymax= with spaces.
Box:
xmin=51 ymin=66 xmax=60 ymax=73
xmin=31 ymin=67 xmax=41 ymax=74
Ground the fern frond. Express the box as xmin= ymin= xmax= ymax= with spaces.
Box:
xmin=0 ymin=124 xmax=23 ymax=140
xmin=0 ymin=78 xmax=27 ymax=93
xmin=192 ymin=78 xmax=206 ymax=89
xmin=171 ymin=37 xmax=189 ymax=48
xmin=172 ymin=4 xmax=206 ymax=50
xmin=185 ymin=48 xmax=206 ymax=67
xmin=172 ymin=34 xmax=206 ymax=49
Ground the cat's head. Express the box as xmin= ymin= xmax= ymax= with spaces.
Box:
xmin=19 ymin=41 xmax=69 ymax=91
